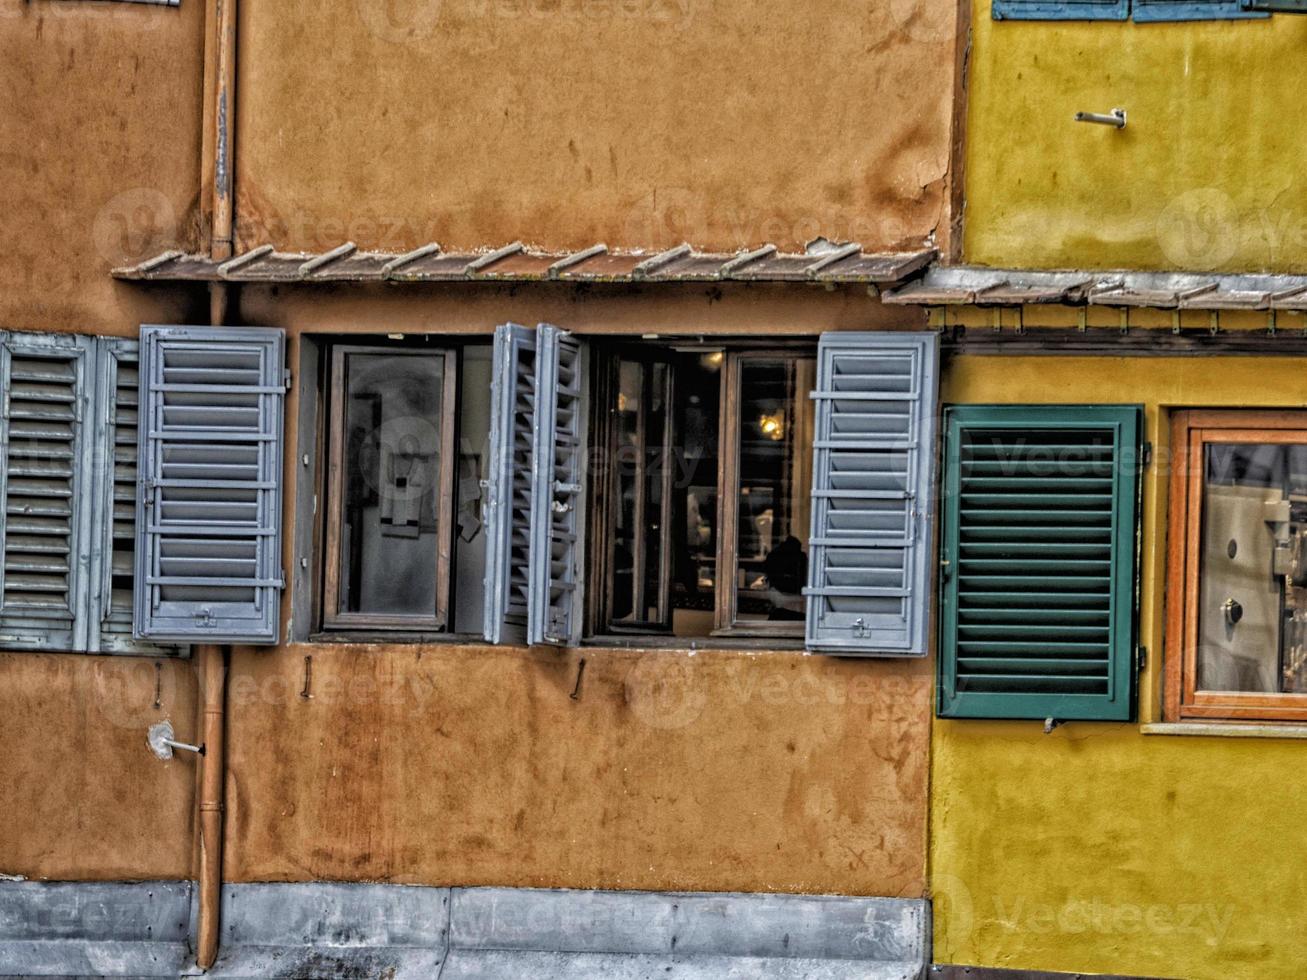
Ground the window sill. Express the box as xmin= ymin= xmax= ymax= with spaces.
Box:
xmin=1142 ymin=722 xmax=1307 ymax=740
xmin=585 ymin=635 xmax=807 ymax=652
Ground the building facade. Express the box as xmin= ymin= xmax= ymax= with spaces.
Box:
xmin=2 ymin=0 xmax=1304 ymax=978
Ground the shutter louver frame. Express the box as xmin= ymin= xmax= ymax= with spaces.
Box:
xmin=938 ymin=404 xmax=1141 ymax=722
xmin=483 ymin=323 xmax=538 ymax=644
xmin=1133 ymin=0 xmax=1265 ymax=18
xmin=134 ymin=325 xmax=286 ymax=645
xmin=528 ymin=324 xmax=588 ymax=647
xmin=804 ymin=331 xmax=939 ymax=656
xmin=88 ymin=339 xmax=182 ymax=655
xmin=0 ymin=332 xmax=92 ymax=651
xmin=991 ymin=0 xmax=1128 ymax=18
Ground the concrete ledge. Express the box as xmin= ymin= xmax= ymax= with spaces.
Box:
xmin=208 ymin=882 xmax=449 ymax=979
xmin=0 ymin=881 xmax=190 ymax=977
xmin=442 ymin=950 xmax=924 ymax=979
xmin=1 ymin=880 xmax=928 ymax=979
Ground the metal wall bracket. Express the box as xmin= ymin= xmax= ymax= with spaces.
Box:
xmin=147 ymin=720 xmax=204 ymax=761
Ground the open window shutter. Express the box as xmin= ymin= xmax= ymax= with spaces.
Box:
xmin=804 ymin=332 xmax=938 ymax=656
xmin=134 ymin=325 xmax=286 ymax=644
xmin=86 ymin=339 xmax=181 ymax=655
xmin=0 ymin=332 xmax=92 ymax=651
xmin=938 ymin=405 xmax=1141 ymax=722
xmin=528 ymin=324 xmax=588 ymax=647
xmin=992 ymin=0 xmax=1127 ymax=18
xmin=483 ymin=323 xmax=537 ymax=644
xmin=1134 ymin=0 xmax=1265 ymax=18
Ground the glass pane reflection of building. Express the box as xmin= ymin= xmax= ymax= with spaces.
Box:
xmin=1199 ymin=442 xmax=1307 ymax=694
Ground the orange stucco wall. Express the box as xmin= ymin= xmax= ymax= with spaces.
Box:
xmin=0 ymin=0 xmax=205 ymax=882
xmin=234 ymin=0 xmax=964 ymax=255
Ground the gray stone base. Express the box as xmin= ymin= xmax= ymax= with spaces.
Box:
xmin=0 ymin=879 xmax=929 ymax=979
xmin=0 ymin=880 xmax=191 ymax=977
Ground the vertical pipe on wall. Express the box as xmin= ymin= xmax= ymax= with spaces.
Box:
xmin=195 ymin=0 xmax=237 ymax=969
xmin=210 ymin=0 xmax=237 ymax=262
xmin=193 ymin=644 xmax=228 ymax=970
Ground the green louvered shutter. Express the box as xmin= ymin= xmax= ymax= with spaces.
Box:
xmin=528 ymin=324 xmax=588 ymax=647
xmin=938 ymin=405 xmax=1141 ymax=722
xmin=483 ymin=323 xmax=537 ymax=644
xmin=0 ymin=332 xmax=93 ymax=651
xmin=134 ymin=325 xmax=286 ymax=645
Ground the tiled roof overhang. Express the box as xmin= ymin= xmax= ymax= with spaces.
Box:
xmin=113 ymin=241 xmax=936 ymax=286
xmin=882 ymin=266 xmax=1307 ymax=311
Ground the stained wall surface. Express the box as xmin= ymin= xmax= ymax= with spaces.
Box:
xmin=0 ymin=0 xmax=205 ymax=336
xmin=235 ymin=0 xmax=963 ymax=255
xmin=964 ymin=6 xmax=1307 ymax=272
xmin=224 ymin=642 xmax=931 ymax=895
xmin=931 ymin=351 xmax=1307 ymax=980
xmin=0 ymin=654 xmax=198 ymax=881
xmin=0 ymin=0 xmax=206 ymax=882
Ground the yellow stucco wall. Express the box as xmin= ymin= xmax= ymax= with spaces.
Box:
xmin=931 ymin=349 xmax=1307 ymax=979
xmin=963 ymin=5 xmax=1307 ymax=272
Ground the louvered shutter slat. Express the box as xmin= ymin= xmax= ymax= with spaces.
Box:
xmin=0 ymin=334 xmax=92 ymax=650
xmin=528 ymin=324 xmax=587 ymax=647
xmin=804 ymin=332 xmax=938 ymax=656
xmin=938 ymin=405 xmax=1140 ymax=722
xmin=483 ymin=323 xmax=538 ymax=643
xmin=133 ymin=326 xmax=285 ymax=645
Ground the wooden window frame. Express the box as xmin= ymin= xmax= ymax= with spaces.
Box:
xmin=321 ymin=344 xmax=458 ymax=633
xmin=592 ymin=345 xmax=677 ymax=635
xmin=714 ymin=351 xmax=813 ymax=639
xmin=1166 ymin=409 xmax=1307 ymax=723
xmin=586 ymin=340 xmax=816 ymax=642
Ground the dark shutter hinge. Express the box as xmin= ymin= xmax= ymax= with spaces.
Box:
xmin=1137 ymin=645 xmax=1148 ymax=673
xmin=141 ymin=478 xmax=158 ymax=508
xmin=1142 ymin=442 xmax=1153 ymax=467
xmin=282 ymin=368 xmax=292 ymax=392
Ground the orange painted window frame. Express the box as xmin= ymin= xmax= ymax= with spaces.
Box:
xmin=1165 ymin=409 xmax=1307 ymax=723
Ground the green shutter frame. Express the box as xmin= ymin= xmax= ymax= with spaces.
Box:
xmin=938 ymin=405 xmax=1141 ymax=722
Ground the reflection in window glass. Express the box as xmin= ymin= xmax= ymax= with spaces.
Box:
xmin=337 ymin=352 xmax=444 ymax=619
xmin=1199 ymin=442 xmax=1307 ymax=694
xmin=606 ymin=352 xmax=719 ymax=636
xmin=733 ymin=358 xmax=815 ymax=625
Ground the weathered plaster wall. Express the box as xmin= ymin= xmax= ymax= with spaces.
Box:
xmin=0 ymin=0 xmax=207 ymax=882
xmin=0 ymin=0 xmax=205 ymax=335
xmin=0 ymin=654 xmax=198 ymax=881
xmin=963 ymin=8 xmax=1307 ymax=272
xmin=225 ymin=642 xmax=931 ymax=895
xmin=931 ymin=351 xmax=1307 ymax=980
xmin=235 ymin=0 xmax=963 ymax=255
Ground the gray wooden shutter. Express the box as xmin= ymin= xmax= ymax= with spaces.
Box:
xmin=1134 ymin=0 xmax=1265 ymax=18
xmin=482 ymin=323 xmax=537 ymax=644
xmin=134 ymin=325 xmax=286 ymax=644
xmin=86 ymin=339 xmax=181 ymax=655
xmin=992 ymin=0 xmax=1128 ymax=18
xmin=0 ymin=332 xmax=93 ymax=651
xmin=804 ymin=332 xmax=939 ymax=656
xmin=528 ymin=324 xmax=588 ymax=647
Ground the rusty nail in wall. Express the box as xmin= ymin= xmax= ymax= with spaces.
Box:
xmin=570 ymin=658 xmax=587 ymax=701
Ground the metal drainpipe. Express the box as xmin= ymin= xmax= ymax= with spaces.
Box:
xmin=193 ymin=644 xmax=228 ymax=970
xmin=195 ymin=0 xmax=237 ymax=968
